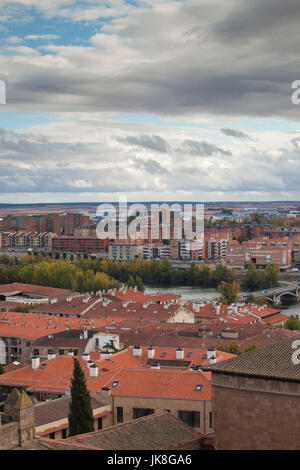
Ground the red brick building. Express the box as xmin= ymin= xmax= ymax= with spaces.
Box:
xmin=51 ymin=236 xmax=109 ymax=253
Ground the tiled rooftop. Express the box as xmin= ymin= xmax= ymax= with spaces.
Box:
xmin=34 ymin=394 xmax=105 ymax=428
xmin=0 ymin=311 xmax=116 ymax=340
xmin=40 ymin=411 xmax=203 ymax=450
xmin=0 ymin=282 xmax=73 ymax=299
xmin=204 ymin=334 xmax=300 ymax=382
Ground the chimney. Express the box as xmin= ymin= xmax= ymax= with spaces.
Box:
xmin=87 ymin=360 xmax=94 ymax=368
xmin=47 ymin=350 xmax=56 ymax=360
xmin=148 ymin=345 xmax=155 ymax=359
xmin=216 ymin=304 xmax=221 ymax=315
xmin=193 ymin=303 xmax=200 ymax=313
xmin=83 ymin=329 xmax=88 ymax=339
xmin=151 ymin=362 xmax=160 ymax=369
xmin=82 ymin=352 xmax=90 ymax=361
xmin=31 ymin=355 xmax=40 ymax=370
xmin=176 ymin=347 xmax=184 ymax=360
xmin=68 ymin=350 xmax=74 ymax=356
xmin=101 ymin=387 xmax=111 ymax=403
xmin=207 ymin=347 xmax=216 ymax=360
xmin=89 ymin=364 xmax=99 ymax=377
xmin=210 ymin=356 xmax=217 ymax=364
xmin=132 ymin=345 xmax=142 ymax=357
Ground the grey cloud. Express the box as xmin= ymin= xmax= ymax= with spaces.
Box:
xmin=180 ymin=139 xmax=232 ymax=156
xmin=133 ymin=158 xmax=169 ymax=175
xmin=212 ymin=0 xmax=300 ymax=43
xmin=221 ymin=127 xmax=252 ymax=140
xmin=1 ymin=0 xmax=300 ymax=120
xmin=117 ymin=135 xmax=168 ymax=153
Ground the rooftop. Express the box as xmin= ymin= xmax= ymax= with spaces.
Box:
xmin=204 ymin=334 xmax=300 ymax=382
xmin=37 ymin=411 xmax=203 ymax=450
xmin=0 ymin=282 xmax=73 ymax=299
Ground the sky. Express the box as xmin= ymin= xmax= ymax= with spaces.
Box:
xmin=0 ymin=0 xmax=300 ymax=203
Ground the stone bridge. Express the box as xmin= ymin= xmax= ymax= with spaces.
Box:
xmin=240 ymin=283 xmax=300 ymax=304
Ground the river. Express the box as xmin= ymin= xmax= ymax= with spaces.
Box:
xmin=144 ymin=285 xmax=300 ymax=317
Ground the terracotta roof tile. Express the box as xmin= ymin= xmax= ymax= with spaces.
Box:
xmin=60 ymin=411 xmax=203 ymax=450
xmin=204 ymin=334 xmax=300 ymax=382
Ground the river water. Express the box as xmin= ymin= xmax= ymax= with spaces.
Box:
xmin=144 ymin=285 xmax=300 ymax=317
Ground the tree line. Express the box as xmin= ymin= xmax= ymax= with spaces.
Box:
xmin=0 ymin=253 xmax=281 ymax=295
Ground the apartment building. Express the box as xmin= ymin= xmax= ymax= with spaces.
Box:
xmin=204 ymin=230 xmax=232 ymax=261
xmin=0 ymin=213 xmax=90 ymax=236
xmin=142 ymin=244 xmax=170 ymax=259
xmin=52 ymin=236 xmax=109 ymax=253
xmin=226 ymin=239 xmax=292 ymax=269
xmin=108 ymin=244 xmax=143 ymax=260
xmin=0 ymin=231 xmax=57 ymax=250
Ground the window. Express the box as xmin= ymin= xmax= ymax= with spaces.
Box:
xmin=209 ymin=412 xmax=213 ymax=428
xmin=33 ymin=349 xmax=39 ymax=356
xmin=187 ymin=352 xmax=192 ymax=358
xmin=97 ymin=417 xmax=103 ymax=430
xmin=178 ymin=410 xmax=200 ymax=428
xmin=62 ymin=428 xmax=67 ymax=439
xmin=117 ymin=407 xmax=123 ymax=423
xmin=133 ymin=408 xmax=154 ymax=419
xmin=160 ymin=352 xmax=167 ymax=358
xmin=49 ymin=432 xmax=55 ymax=440
xmin=112 ymin=380 xmax=119 ymax=387
xmin=195 ymin=384 xmax=202 ymax=391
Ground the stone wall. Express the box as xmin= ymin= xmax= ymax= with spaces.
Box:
xmin=211 ymin=372 xmax=300 ymax=450
xmin=0 ymin=419 xmax=19 ymax=450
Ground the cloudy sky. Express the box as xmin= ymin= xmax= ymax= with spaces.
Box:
xmin=1 ymin=0 xmax=300 ymax=203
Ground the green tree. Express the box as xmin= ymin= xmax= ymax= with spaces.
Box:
xmin=126 ymin=274 xmax=136 ymax=288
xmin=218 ymin=280 xmax=240 ymax=304
xmin=68 ymin=358 xmax=95 ymax=437
xmin=135 ymin=275 xmax=145 ymax=292
xmin=217 ymin=343 xmax=241 ymax=355
xmin=265 ymin=264 xmax=280 ymax=288
xmin=244 ymin=344 xmax=258 ymax=353
xmin=284 ymin=316 xmax=300 ymax=331
xmin=213 ymin=264 xmax=236 ymax=285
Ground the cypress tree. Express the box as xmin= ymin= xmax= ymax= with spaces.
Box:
xmin=126 ymin=274 xmax=136 ymax=288
xmin=68 ymin=358 xmax=95 ymax=437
